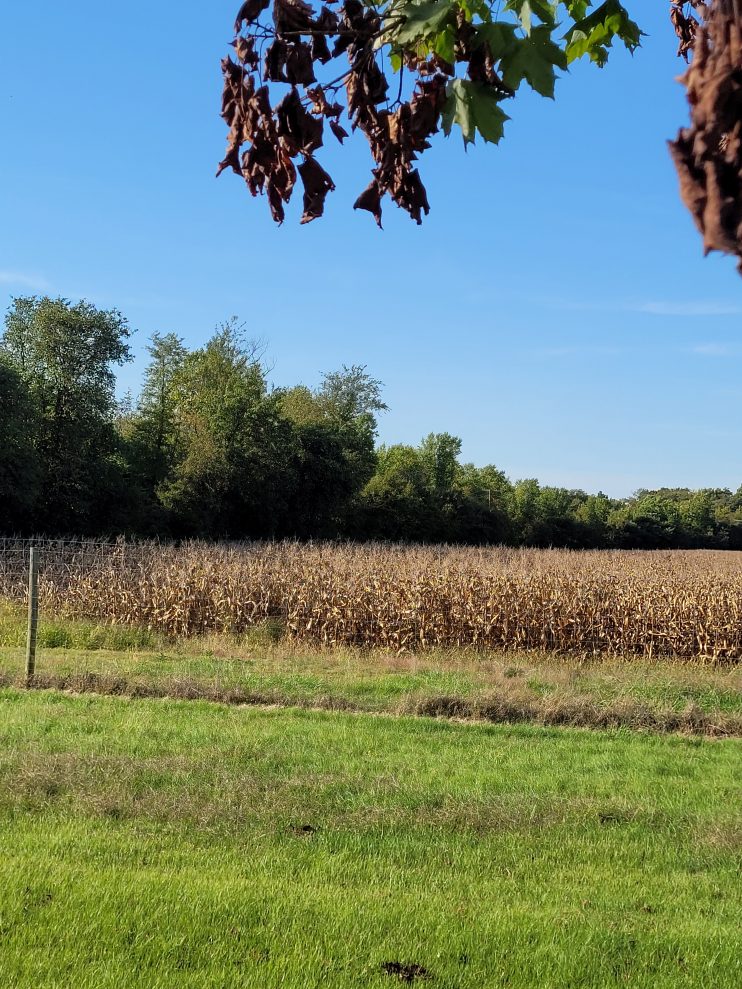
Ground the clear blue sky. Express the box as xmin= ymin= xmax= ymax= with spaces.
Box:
xmin=1 ymin=2 xmax=740 ymax=497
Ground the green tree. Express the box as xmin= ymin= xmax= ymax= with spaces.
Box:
xmin=316 ymin=364 xmax=387 ymax=497
xmin=281 ymin=366 xmax=388 ymax=535
xmin=134 ymin=333 xmax=187 ymax=482
xmin=159 ymin=322 xmax=296 ymax=536
xmin=535 ymin=487 xmax=590 ymax=547
xmin=418 ymin=433 xmax=462 ymax=494
xmin=454 ymin=463 xmax=515 ymax=543
xmin=575 ymin=492 xmax=615 ymax=547
xmin=0 ymin=356 xmax=40 ymax=531
xmin=610 ymin=494 xmax=683 ymax=549
xmin=283 ymin=423 xmax=363 ymax=537
xmin=1 ymin=297 xmax=132 ymax=533
xmin=117 ymin=332 xmax=188 ymax=533
xmin=680 ymin=490 xmax=717 ymax=546
xmin=512 ymin=478 xmax=542 ymax=545
xmin=316 ymin=365 xmax=387 ymax=425
xmin=358 ymin=444 xmax=436 ymax=541
xmin=280 ymin=385 xmax=323 ymax=427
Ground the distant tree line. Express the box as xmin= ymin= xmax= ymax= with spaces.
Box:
xmin=2 ymin=296 xmax=742 ymax=549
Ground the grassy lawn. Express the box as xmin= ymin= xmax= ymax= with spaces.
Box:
xmin=0 ymin=689 xmax=740 ymax=988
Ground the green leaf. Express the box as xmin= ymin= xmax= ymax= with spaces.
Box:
xmin=563 ymin=0 xmax=644 ymax=66
xmin=433 ymin=25 xmax=456 ymax=65
xmin=504 ymin=0 xmax=558 ymax=33
xmin=393 ymin=0 xmax=458 ymax=47
xmin=482 ymin=24 xmax=568 ymax=98
xmin=441 ymin=79 xmax=510 ymax=146
xmin=476 ymin=23 xmax=566 ymax=98
xmin=476 ymin=21 xmax=521 ymax=58
xmin=458 ymin=0 xmax=492 ymax=23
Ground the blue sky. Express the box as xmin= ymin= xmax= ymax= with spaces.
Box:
xmin=1 ymin=2 xmax=740 ymax=497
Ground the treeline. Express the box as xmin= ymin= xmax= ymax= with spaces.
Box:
xmin=2 ymin=296 xmax=742 ymax=549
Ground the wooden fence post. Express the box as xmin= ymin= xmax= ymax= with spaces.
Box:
xmin=25 ymin=547 xmax=38 ymax=685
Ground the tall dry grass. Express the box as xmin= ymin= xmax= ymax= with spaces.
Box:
xmin=1 ymin=540 xmax=742 ymax=659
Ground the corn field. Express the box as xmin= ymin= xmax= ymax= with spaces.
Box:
xmin=1 ymin=538 xmax=742 ymax=659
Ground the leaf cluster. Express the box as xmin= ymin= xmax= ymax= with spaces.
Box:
xmin=218 ymin=0 xmax=643 ymax=223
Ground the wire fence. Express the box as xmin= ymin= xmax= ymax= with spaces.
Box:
xmin=0 ymin=538 xmax=290 ymax=693
xmin=0 ymin=537 xmax=139 ymax=596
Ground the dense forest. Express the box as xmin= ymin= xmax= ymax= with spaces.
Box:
xmin=2 ymin=296 xmax=741 ymax=549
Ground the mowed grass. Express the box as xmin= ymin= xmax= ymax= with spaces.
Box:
xmin=0 ymin=689 xmax=740 ymax=988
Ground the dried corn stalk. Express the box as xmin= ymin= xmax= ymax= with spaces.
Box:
xmin=3 ymin=540 xmax=742 ymax=661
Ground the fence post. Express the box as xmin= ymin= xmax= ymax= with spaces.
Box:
xmin=25 ymin=547 xmax=39 ymax=685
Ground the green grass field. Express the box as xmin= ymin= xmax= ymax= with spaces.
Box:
xmin=1 ymin=603 xmax=741 ymax=986
xmin=0 ymin=688 xmax=740 ymax=988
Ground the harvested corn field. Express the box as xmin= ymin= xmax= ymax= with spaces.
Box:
xmin=1 ymin=539 xmax=742 ymax=659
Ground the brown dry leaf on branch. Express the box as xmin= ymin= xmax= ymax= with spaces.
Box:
xmin=221 ymin=0 xmax=742 ymax=259
xmin=670 ymin=0 xmax=707 ymax=61
xmin=329 ymin=119 xmax=349 ymax=143
xmin=274 ymin=0 xmax=317 ymax=35
xmin=234 ymin=0 xmax=271 ymax=33
xmin=275 ymin=88 xmax=324 ymax=155
xmin=669 ymin=0 xmax=742 ymax=272
xmin=298 ymin=156 xmax=335 ymax=221
xmin=353 ymin=178 xmax=383 ymax=226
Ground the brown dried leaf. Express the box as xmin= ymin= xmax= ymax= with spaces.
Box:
xmin=285 ymin=41 xmax=317 ymax=85
xmin=217 ymin=59 xmax=258 ymax=177
xmin=329 ymin=119 xmax=349 ymax=144
xmin=276 ymin=88 xmax=324 ymax=156
xmin=306 ymin=86 xmax=343 ymax=118
xmin=274 ymin=0 xmax=316 ymax=35
xmin=392 ymin=168 xmax=429 ymax=224
xmin=316 ymin=5 xmax=340 ymax=32
xmin=669 ymin=2 xmax=742 ymax=271
xmin=266 ymin=179 xmax=286 ymax=223
xmin=220 ymin=0 xmax=447 ymax=224
xmin=312 ymin=33 xmax=333 ymax=64
xmin=298 ymin=156 xmax=335 ymax=222
xmin=312 ymin=6 xmax=339 ymax=63
xmin=234 ymin=0 xmax=270 ymax=33
xmin=231 ymin=35 xmax=259 ymax=68
xmin=353 ymin=179 xmax=382 ymax=227
xmin=264 ymin=39 xmax=288 ymax=82
xmin=243 ymin=134 xmax=275 ymax=196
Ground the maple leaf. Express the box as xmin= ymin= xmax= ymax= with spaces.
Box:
xmin=441 ymin=79 xmax=510 ymax=146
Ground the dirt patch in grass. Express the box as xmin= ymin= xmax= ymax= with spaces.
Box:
xmin=1 ymin=670 xmax=739 ymax=737
xmin=413 ymin=691 xmax=740 ymax=737
xmin=381 ymin=961 xmax=432 ymax=982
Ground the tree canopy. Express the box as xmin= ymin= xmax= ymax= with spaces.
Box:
xmin=2 ymin=296 xmax=742 ymax=548
xmin=1 ymin=297 xmax=132 ymax=533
